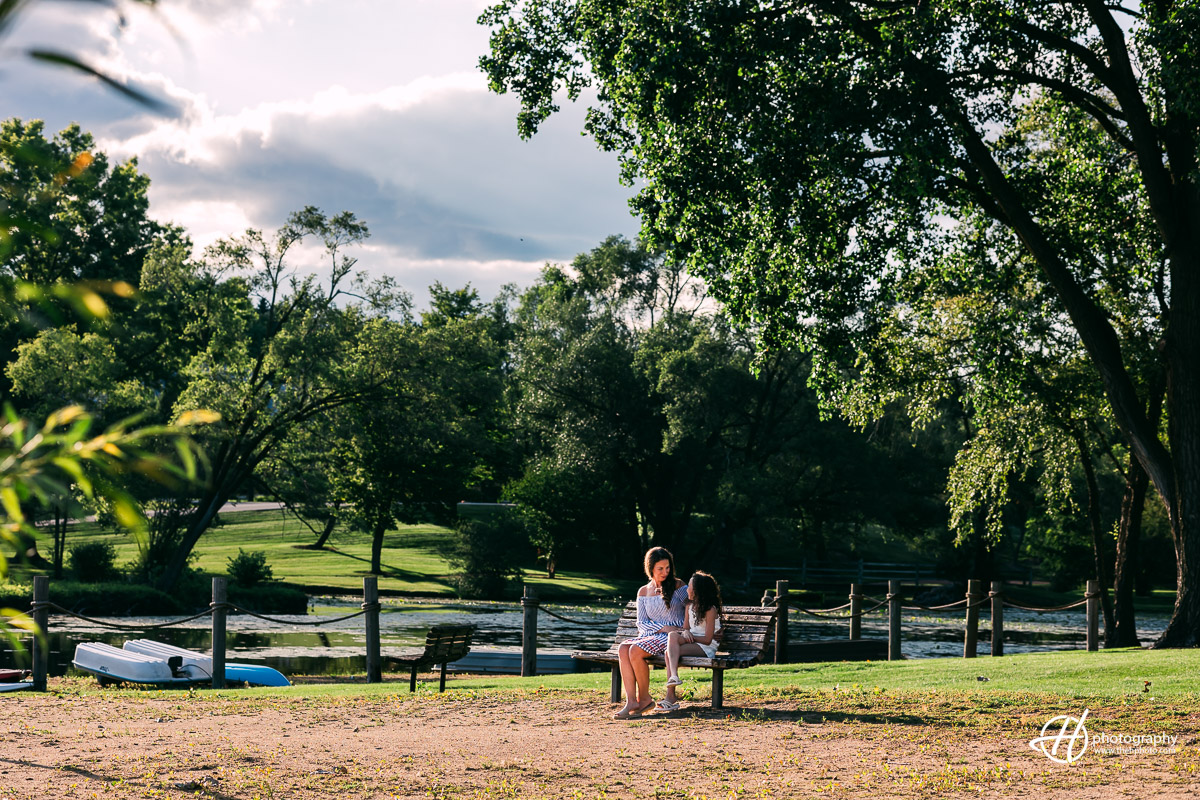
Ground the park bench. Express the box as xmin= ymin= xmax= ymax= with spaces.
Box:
xmin=391 ymin=624 xmax=475 ymax=692
xmin=573 ymin=603 xmax=779 ymax=709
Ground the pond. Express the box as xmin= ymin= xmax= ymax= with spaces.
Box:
xmin=0 ymin=595 xmax=1171 ymax=678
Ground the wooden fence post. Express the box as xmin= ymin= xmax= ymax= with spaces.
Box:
xmin=521 ymin=585 xmax=538 ymax=677
xmin=774 ymin=579 xmax=789 ymax=664
xmin=31 ymin=576 xmax=49 ymax=692
xmin=363 ymin=576 xmax=381 ymax=683
xmin=211 ymin=577 xmax=227 ymax=689
xmin=848 ymin=584 xmax=862 ymax=641
xmin=887 ymin=580 xmax=902 ymax=661
xmin=990 ymin=580 xmax=1004 ymax=657
xmin=964 ymin=579 xmax=981 ymax=658
xmin=1086 ymin=579 xmax=1100 ymax=652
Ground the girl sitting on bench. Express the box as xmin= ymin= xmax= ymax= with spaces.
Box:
xmin=658 ymin=571 xmax=724 ymax=710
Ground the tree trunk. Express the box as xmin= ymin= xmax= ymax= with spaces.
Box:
xmin=1113 ymin=451 xmax=1147 ymax=647
xmin=312 ymin=516 xmax=337 ymax=549
xmin=155 ymin=496 xmax=220 ymax=591
xmin=970 ymin=515 xmax=995 ymax=586
xmin=1074 ymin=431 xmax=1117 ymax=646
xmin=1155 ymin=213 xmax=1200 ymax=647
xmin=371 ymin=520 xmax=386 ymax=575
xmin=51 ymin=504 xmax=66 ymax=580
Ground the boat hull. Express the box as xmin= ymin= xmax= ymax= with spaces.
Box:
xmin=73 ymin=642 xmax=200 ymax=685
xmin=123 ymin=639 xmax=290 ymax=687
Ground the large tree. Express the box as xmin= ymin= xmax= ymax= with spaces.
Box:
xmin=153 ymin=207 xmax=396 ymax=590
xmin=481 ymin=0 xmax=1200 ymax=645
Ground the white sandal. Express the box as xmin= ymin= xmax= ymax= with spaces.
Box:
xmin=665 ymin=676 xmax=682 ymax=687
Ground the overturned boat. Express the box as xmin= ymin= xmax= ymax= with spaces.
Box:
xmin=72 ymin=640 xmax=290 ymax=687
xmin=0 ymin=668 xmax=32 ymax=692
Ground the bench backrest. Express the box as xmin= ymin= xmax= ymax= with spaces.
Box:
xmin=423 ymin=624 xmax=476 ymax=663
xmin=610 ymin=602 xmax=777 ymax=666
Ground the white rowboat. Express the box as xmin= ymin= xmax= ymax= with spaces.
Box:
xmin=72 ymin=641 xmax=290 ymax=687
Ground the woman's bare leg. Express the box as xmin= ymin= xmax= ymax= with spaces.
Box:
xmin=616 ymin=643 xmax=638 ymax=713
xmin=629 ymin=646 xmax=652 ymax=708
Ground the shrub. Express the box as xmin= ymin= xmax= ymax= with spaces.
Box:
xmin=445 ymin=513 xmax=528 ymax=599
xmin=0 ymin=581 xmax=187 ymax=615
xmin=67 ymin=541 xmax=119 ymax=583
xmin=227 ymin=583 xmax=309 ymax=615
xmin=227 ymin=549 xmax=274 ymax=588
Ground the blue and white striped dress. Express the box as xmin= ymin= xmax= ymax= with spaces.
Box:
xmin=625 ymin=583 xmax=689 ymax=655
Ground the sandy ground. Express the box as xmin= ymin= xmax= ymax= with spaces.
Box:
xmin=2 ymin=680 xmax=1197 ymax=799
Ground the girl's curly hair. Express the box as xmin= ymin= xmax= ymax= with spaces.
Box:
xmin=689 ymin=571 xmax=723 ymax=626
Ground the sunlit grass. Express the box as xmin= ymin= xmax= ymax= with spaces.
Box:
xmin=43 ymin=646 xmax=1200 ymax=703
xmin=16 ymin=508 xmax=637 ymax=601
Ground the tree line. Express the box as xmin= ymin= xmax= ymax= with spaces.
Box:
xmin=477 ymin=0 xmax=1199 ymax=647
xmin=0 ymin=116 xmax=1179 ymax=645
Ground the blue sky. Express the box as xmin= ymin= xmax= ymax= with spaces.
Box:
xmin=4 ymin=0 xmax=638 ymax=305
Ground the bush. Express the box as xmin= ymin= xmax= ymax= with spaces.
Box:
xmin=67 ymin=541 xmax=119 ymax=583
xmin=0 ymin=581 xmax=188 ymax=616
xmin=445 ymin=513 xmax=528 ymax=599
xmin=227 ymin=549 xmax=274 ymax=588
xmin=227 ymin=583 xmax=309 ymax=615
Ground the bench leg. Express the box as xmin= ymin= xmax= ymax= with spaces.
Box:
xmin=711 ymin=670 xmax=724 ymax=709
xmin=410 ymin=665 xmax=418 ymax=693
xmin=610 ymin=666 xmax=621 ymax=703
xmin=439 ymin=662 xmax=447 ymax=693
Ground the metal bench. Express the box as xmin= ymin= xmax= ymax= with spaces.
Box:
xmin=572 ymin=603 xmax=778 ymax=709
xmin=391 ymin=624 xmax=476 ymax=692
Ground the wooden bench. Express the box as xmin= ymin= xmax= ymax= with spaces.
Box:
xmin=390 ymin=624 xmax=475 ymax=692
xmin=573 ymin=603 xmax=778 ymax=709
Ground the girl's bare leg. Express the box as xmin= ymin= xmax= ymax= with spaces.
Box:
xmin=664 ymin=642 xmax=706 ymax=704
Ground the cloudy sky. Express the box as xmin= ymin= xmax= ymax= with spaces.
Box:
xmin=4 ymin=0 xmax=638 ymax=305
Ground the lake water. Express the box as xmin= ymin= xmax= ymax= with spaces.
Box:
xmin=0 ymin=595 xmax=1171 ymax=677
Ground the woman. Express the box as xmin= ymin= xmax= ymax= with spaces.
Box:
xmin=613 ymin=547 xmax=689 ymax=719
xmin=658 ymin=570 xmax=724 ymax=710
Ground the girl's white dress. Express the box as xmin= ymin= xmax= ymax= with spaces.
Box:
xmin=688 ymin=607 xmax=722 ymax=658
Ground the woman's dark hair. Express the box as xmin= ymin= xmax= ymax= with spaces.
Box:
xmin=689 ymin=571 xmax=723 ymax=624
xmin=643 ymin=547 xmax=678 ymax=608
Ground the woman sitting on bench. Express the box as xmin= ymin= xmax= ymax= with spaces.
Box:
xmin=613 ymin=547 xmax=688 ymax=719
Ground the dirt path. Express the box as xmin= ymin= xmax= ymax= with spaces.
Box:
xmin=2 ymin=686 xmax=1197 ymax=799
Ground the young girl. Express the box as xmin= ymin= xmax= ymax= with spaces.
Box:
xmin=658 ymin=571 xmax=723 ymax=710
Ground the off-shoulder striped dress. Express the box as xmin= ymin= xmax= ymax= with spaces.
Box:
xmin=624 ymin=584 xmax=689 ymax=655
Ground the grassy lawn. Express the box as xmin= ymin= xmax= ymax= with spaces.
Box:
xmin=15 ymin=508 xmax=639 ymax=602
xmin=44 ymin=648 xmax=1200 ymax=720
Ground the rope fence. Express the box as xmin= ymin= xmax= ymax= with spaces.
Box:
xmin=20 ymin=571 xmax=1107 ymax=692
xmin=24 ymin=575 xmax=389 ymax=692
xmin=760 ymin=577 xmax=1104 ymax=664
xmin=536 ymin=606 xmax=622 ymax=626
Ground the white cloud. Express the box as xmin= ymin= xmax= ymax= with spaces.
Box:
xmin=3 ymin=0 xmax=639 ymax=305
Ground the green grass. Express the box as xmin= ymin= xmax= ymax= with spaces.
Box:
xmin=12 ymin=509 xmax=638 ymax=601
xmin=51 ymin=647 xmax=1200 ymax=704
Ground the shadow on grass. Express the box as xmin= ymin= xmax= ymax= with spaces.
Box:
xmin=317 ymin=547 xmax=444 ymax=584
